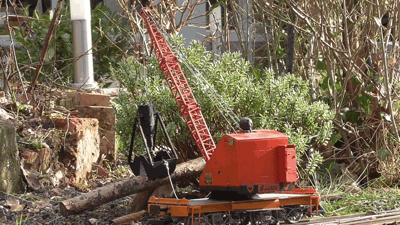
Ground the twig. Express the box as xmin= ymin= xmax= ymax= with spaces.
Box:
xmin=28 ymin=0 xmax=64 ymax=93
xmin=95 ymin=26 xmax=128 ymax=58
xmin=5 ymin=0 xmax=28 ymax=100
xmin=42 ymin=129 xmax=54 ymax=140
xmin=286 ymin=0 xmax=297 ymax=74
xmin=376 ymin=0 xmax=400 ymax=143
xmin=331 ymin=206 xmax=348 ymax=213
xmin=0 ymin=48 xmax=10 ymax=95
xmin=0 ymin=191 xmax=34 ymax=203
xmin=63 ymin=113 xmax=70 ymax=150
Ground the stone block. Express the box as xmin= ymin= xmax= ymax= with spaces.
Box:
xmin=37 ymin=148 xmax=52 ymax=173
xmin=99 ymin=129 xmax=116 ymax=160
xmin=0 ymin=120 xmax=24 ymax=193
xmin=93 ymin=88 xmax=121 ymax=97
xmin=20 ymin=148 xmax=52 ymax=173
xmin=54 ymin=118 xmax=100 ymax=184
xmin=76 ymin=106 xmax=115 ymax=130
xmin=66 ymin=92 xmax=110 ymax=109
xmin=20 ymin=151 xmax=39 ymax=165
xmin=76 ymin=106 xmax=116 ymax=160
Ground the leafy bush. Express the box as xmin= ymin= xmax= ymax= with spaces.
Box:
xmin=13 ymin=6 xmax=73 ymax=82
xmin=12 ymin=2 xmax=130 ymax=86
xmin=111 ymin=36 xmax=334 ymax=167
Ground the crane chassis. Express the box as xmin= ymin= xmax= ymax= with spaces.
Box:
xmin=144 ymin=191 xmax=320 ymax=224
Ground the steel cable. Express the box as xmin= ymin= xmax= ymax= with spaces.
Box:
xmin=142 ymin=9 xmax=240 ymax=133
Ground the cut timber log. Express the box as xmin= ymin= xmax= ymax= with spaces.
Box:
xmin=130 ymin=184 xmax=173 ymax=213
xmin=130 ymin=187 xmax=155 ymax=213
xmin=60 ymin=157 xmax=206 ymax=216
xmin=113 ymin=210 xmax=146 ymax=224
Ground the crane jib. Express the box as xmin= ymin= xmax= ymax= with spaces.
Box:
xmin=141 ymin=7 xmax=216 ymax=162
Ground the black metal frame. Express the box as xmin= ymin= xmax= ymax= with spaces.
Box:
xmin=128 ymin=103 xmax=178 ymax=180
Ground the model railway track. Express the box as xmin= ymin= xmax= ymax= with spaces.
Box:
xmin=296 ymin=209 xmax=400 ymax=225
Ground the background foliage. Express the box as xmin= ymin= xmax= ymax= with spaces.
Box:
xmin=3 ymin=0 xmax=400 ymax=189
xmin=12 ymin=1 xmax=130 ymax=86
xmin=111 ymin=36 xmax=333 ymax=174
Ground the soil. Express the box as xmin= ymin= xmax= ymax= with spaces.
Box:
xmin=0 ymin=183 xmax=133 ymax=225
xmin=0 ymin=89 xmax=138 ymax=224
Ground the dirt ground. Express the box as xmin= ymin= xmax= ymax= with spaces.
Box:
xmin=0 ymin=181 xmax=134 ymax=224
xmin=0 ymin=90 xmax=140 ymax=224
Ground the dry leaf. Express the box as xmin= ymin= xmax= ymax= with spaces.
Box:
xmin=345 ymin=200 xmax=355 ymax=205
xmin=49 ymin=187 xmax=63 ymax=196
xmin=5 ymin=197 xmax=25 ymax=212
xmin=50 ymin=170 xmax=64 ymax=186
xmin=32 ymin=198 xmax=51 ymax=210
xmin=20 ymin=160 xmax=42 ymax=190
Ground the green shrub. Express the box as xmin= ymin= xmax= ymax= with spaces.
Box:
xmin=111 ymin=36 xmax=333 ymax=167
xmin=12 ymin=1 xmax=130 ymax=85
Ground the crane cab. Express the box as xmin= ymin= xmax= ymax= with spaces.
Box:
xmin=199 ymin=130 xmax=297 ymax=198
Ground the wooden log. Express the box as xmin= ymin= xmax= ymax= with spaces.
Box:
xmin=113 ymin=210 xmax=146 ymax=224
xmin=130 ymin=188 xmax=155 ymax=213
xmin=130 ymin=184 xmax=172 ymax=213
xmin=129 ymin=184 xmax=174 ymax=215
xmin=60 ymin=157 xmax=206 ymax=216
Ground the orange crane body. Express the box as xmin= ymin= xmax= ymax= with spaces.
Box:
xmin=139 ymin=7 xmax=320 ymax=224
xmin=199 ymin=130 xmax=297 ymax=195
xmin=141 ymin=7 xmax=302 ymax=195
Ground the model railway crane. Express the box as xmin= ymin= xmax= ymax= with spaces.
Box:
xmin=132 ymin=7 xmax=321 ymax=224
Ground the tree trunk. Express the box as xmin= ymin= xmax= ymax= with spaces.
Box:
xmin=286 ymin=0 xmax=297 ymax=74
xmin=59 ymin=157 xmax=206 ymax=216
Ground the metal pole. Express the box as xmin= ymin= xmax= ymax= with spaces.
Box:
xmin=70 ymin=0 xmax=98 ymax=90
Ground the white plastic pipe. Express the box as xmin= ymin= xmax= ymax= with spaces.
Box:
xmin=70 ymin=0 xmax=91 ymax=20
xmin=51 ymin=0 xmax=58 ymax=11
xmin=70 ymin=0 xmax=98 ymax=90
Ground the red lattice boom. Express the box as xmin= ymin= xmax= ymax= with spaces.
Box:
xmin=141 ymin=8 xmax=216 ymax=161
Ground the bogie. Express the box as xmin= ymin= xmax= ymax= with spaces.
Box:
xmin=144 ymin=206 xmax=309 ymax=225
